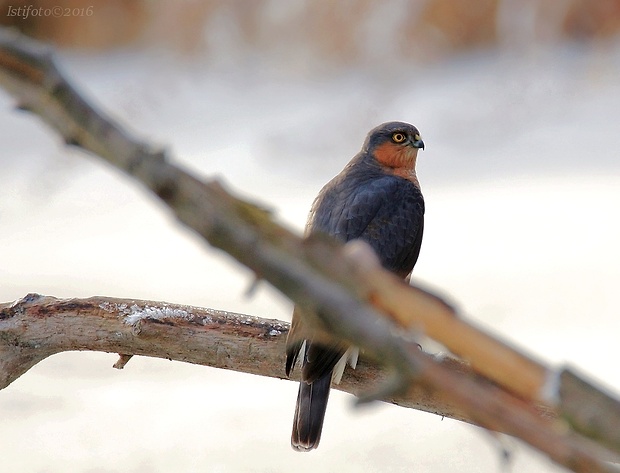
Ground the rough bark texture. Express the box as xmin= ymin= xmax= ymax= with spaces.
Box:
xmin=1 ymin=293 xmax=618 ymax=472
xmin=0 ymin=293 xmax=478 ymax=423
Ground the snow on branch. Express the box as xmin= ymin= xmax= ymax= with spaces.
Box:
xmin=0 ymin=293 xmax=477 ymax=421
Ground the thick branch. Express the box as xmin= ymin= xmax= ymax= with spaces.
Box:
xmin=0 ymin=294 xmax=480 ymax=423
xmin=1 ymin=294 xmax=617 ymax=471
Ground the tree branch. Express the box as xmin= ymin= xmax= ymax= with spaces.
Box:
xmin=0 ymin=293 xmax=529 ymax=427
xmin=1 ymin=294 xmax=617 ymax=471
xmin=0 ymin=293 xmax=481 ymax=422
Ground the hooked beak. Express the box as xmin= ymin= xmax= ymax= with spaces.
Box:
xmin=411 ymin=138 xmax=425 ymax=150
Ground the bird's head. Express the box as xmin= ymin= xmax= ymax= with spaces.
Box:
xmin=362 ymin=121 xmax=424 ymax=172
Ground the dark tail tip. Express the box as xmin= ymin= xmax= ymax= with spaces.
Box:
xmin=291 ymin=374 xmax=332 ymax=452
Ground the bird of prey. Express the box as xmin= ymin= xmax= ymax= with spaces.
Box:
xmin=285 ymin=121 xmax=426 ymax=451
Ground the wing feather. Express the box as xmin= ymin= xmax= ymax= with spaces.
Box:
xmin=297 ymin=174 xmax=424 ymax=381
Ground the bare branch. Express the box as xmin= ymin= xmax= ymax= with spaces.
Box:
xmin=0 ymin=293 xmax=480 ymax=422
xmin=0 ymin=294 xmax=290 ymax=390
xmin=1 ymin=294 xmax=617 ymax=472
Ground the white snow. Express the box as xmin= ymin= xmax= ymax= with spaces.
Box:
xmin=123 ymin=304 xmax=192 ymax=325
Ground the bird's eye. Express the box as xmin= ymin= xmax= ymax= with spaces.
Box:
xmin=391 ymin=132 xmax=406 ymax=143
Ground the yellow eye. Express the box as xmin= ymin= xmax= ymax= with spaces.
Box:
xmin=391 ymin=132 xmax=406 ymax=143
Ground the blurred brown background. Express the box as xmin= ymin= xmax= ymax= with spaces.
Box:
xmin=2 ymin=0 xmax=620 ymax=61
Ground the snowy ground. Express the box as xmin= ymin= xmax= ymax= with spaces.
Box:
xmin=1 ymin=41 xmax=619 ymax=472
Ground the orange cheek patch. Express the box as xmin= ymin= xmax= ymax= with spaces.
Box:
xmin=373 ymin=142 xmax=403 ymax=168
xmin=373 ymin=142 xmax=419 ymax=185
xmin=373 ymin=142 xmax=417 ymax=169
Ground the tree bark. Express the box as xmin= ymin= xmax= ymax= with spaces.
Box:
xmin=0 ymin=293 xmax=473 ymax=422
xmin=1 ymin=293 xmax=618 ymax=472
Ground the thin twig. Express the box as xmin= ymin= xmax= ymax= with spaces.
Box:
xmin=112 ymin=354 xmax=133 ymax=369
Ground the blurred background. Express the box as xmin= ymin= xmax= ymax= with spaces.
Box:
xmin=1 ymin=1 xmax=619 ymax=472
